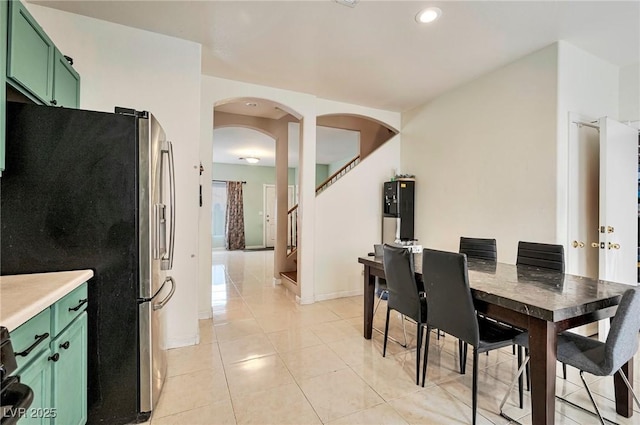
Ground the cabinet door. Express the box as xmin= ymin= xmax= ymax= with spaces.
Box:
xmin=53 ymin=48 xmax=80 ymax=108
xmin=7 ymin=0 xmax=55 ymax=104
xmin=51 ymin=313 xmax=87 ymax=425
xmin=18 ymin=349 xmax=53 ymax=425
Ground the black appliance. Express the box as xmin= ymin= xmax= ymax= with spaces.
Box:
xmin=1 ymin=326 xmax=34 ymax=425
xmin=1 ymin=102 xmax=176 ymax=424
xmin=382 ymin=180 xmax=415 ymax=243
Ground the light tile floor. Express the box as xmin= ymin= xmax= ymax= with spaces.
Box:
xmin=151 ymin=250 xmax=640 ymax=424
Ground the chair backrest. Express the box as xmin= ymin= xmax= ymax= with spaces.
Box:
xmin=382 ymin=244 xmax=422 ymax=322
xmin=516 ymin=241 xmax=565 ymax=272
xmin=459 ymin=237 xmax=497 ymax=261
xmin=604 ymin=288 xmax=640 ymax=374
xmin=422 ymin=249 xmax=479 ymax=347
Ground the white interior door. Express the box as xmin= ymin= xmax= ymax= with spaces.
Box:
xmin=567 ymin=115 xmax=600 ymax=279
xmin=598 ymin=118 xmax=638 ymax=285
xmin=264 ymin=185 xmax=276 ymax=248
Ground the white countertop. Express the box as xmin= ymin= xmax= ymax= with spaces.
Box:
xmin=0 ymin=270 xmax=94 ymax=331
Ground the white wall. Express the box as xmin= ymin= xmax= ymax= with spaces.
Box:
xmin=619 ymin=62 xmax=640 ymax=124
xmin=314 ymin=136 xmax=400 ymax=299
xmin=401 ymin=44 xmax=558 ymax=264
xmin=27 ymin=4 xmax=202 ymax=348
xmin=555 ymin=41 xmax=620 ymax=256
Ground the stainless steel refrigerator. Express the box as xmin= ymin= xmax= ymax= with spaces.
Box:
xmin=1 ymin=102 xmax=176 ymax=424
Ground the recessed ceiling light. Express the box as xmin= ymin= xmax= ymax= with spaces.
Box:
xmin=415 ymin=7 xmax=442 ymax=24
xmin=245 ymin=102 xmax=258 ymax=107
xmin=239 ymin=157 xmax=260 ymax=164
xmin=335 ymin=0 xmax=359 ymax=8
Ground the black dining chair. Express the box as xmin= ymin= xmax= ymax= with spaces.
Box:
xmin=516 ymin=241 xmax=564 ymax=272
xmin=459 ymin=237 xmax=497 ymax=261
xmin=382 ymin=244 xmax=427 ymax=385
xmin=500 ymin=288 xmax=640 ymax=425
xmin=373 ymin=245 xmax=408 ymax=347
xmin=421 ymin=249 xmax=526 ymax=424
xmin=460 ymin=237 xmax=507 ymax=357
xmin=517 ymin=240 xmax=567 ymax=380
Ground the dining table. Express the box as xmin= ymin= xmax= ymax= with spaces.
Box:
xmin=358 ymin=253 xmax=635 ymax=425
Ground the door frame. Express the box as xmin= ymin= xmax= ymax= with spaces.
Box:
xmin=262 ymin=184 xmax=296 ymax=248
xmin=263 ymin=184 xmax=276 ymax=248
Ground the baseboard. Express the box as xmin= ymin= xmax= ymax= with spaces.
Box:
xmin=245 ymin=245 xmax=265 ymax=249
xmin=165 ymin=335 xmax=198 ymax=350
xmin=314 ymin=289 xmax=363 ymax=302
xmin=198 ymin=307 xmax=213 ymax=320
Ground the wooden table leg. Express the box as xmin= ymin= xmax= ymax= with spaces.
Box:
xmin=363 ymin=265 xmax=375 ymax=339
xmin=528 ymin=318 xmax=557 ymax=425
xmin=614 ymin=358 xmax=634 ymax=417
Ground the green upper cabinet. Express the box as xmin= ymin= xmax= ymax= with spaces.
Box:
xmin=6 ymin=0 xmax=80 ymax=109
xmin=1 ymin=0 xmax=7 ymax=174
xmin=7 ymin=0 xmax=55 ymax=105
xmin=52 ymin=49 xmax=80 ymax=108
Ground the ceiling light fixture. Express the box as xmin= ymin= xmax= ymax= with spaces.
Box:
xmin=239 ymin=157 xmax=260 ymax=164
xmin=245 ymin=102 xmax=258 ymax=107
xmin=335 ymin=0 xmax=359 ymax=8
xmin=415 ymin=7 xmax=442 ymax=24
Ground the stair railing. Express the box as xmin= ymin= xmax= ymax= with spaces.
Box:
xmin=287 ymin=204 xmax=298 ymax=256
xmin=315 ymin=155 xmax=360 ymax=194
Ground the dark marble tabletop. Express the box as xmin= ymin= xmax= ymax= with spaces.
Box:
xmin=358 ymin=254 xmax=633 ymax=322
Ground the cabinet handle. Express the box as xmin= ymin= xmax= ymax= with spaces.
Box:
xmin=68 ymin=298 xmax=88 ymax=312
xmin=60 ymin=341 xmax=70 ymax=350
xmin=50 ymin=99 xmax=58 ymax=105
xmin=14 ymin=333 xmax=50 ymax=357
xmin=48 ymin=353 xmax=60 ymax=362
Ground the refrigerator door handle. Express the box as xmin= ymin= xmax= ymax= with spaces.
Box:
xmin=161 ymin=141 xmax=175 ymax=271
xmin=153 ymin=276 xmax=175 ymax=311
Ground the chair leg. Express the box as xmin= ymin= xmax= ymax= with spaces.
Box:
xmin=517 ymin=347 xmax=524 ymax=408
xmin=580 ymin=371 xmax=606 ymax=425
xmin=562 ymin=362 xmax=567 ymax=379
xmin=472 ymin=348 xmax=478 ymax=425
xmin=401 ymin=315 xmax=408 ymax=347
xmin=415 ymin=322 xmax=422 ymax=386
xmin=525 ymin=348 xmax=531 ymax=391
xmin=422 ymin=325 xmax=431 ymax=387
xmin=499 ymin=355 xmax=529 ymax=414
xmin=460 ymin=341 xmax=468 ymax=375
xmin=512 ymin=344 xmax=516 ymax=355
xmin=373 ymin=289 xmax=386 ymax=314
xmin=382 ymin=307 xmax=391 ymax=357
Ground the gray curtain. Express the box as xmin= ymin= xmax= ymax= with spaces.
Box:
xmin=225 ymin=181 xmax=245 ymax=250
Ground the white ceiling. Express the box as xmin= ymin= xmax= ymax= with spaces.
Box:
xmin=30 ymin=1 xmax=640 ymax=112
xmin=213 ymin=124 xmax=359 ymax=167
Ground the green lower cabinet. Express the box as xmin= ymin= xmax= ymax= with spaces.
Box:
xmin=51 ymin=312 xmax=88 ymax=425
xmin=17 ymin=349 xmax=53 ymax=425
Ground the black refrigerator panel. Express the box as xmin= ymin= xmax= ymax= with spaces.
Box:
xmin=1 ymin=102 xmax=143 ymax=424
xmin=383 ymin=181 xmax=398 ymax=217
xmin=382 ymin=180 xmax=415 ymax=242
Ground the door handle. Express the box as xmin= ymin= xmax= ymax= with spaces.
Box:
xmin=572 ymin=241 xmax=585 ymax=248
xmin=153 ymin=276 xmax=176 ymax=310
xmin=591 ymin=242 xmax=599 ymax=248
xmin=608 ymin=242 xmax=620 ymax=250
xmin=161 ymin=141 xmax=175 ymax=271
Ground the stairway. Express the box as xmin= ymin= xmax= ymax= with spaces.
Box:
xmin=280 ymin=156 xmax=361 ymax=286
